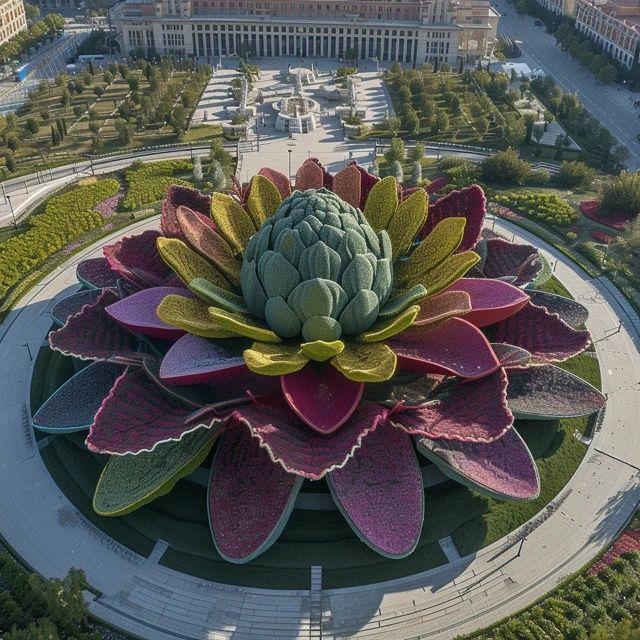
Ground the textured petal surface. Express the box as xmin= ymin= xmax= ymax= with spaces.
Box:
xmin=87 ymin=367 xmax=221 ymax=454
xmin=104 ymin=231 xmax=172 ymax=289
xmin=414 ymin=290 xmax=471 ymax=326
xmin=51 ymin=289 xmax=102 ymax=326
xmin=351 ymin=163 xmax=380 ymax=208
xmin=359 ymin=305 xmax=420 ymax=342
xmin=295 ymin=158 xmax=326 ymax=190
xmin=491 ymin=343 xmax=532 ymax=367
xmin=495 ymin=301 xmax=590 ymax=363
xmin=363 ymin=176 xmax=398 ymax=232
xmin=156 ymin=294 xmax=236 ymax=338
xmin=300 ymin=340 xmax=345 ymax=361
xmin=328 ymin=422 xmax=423 ymax=558
xmin=105 ymin=286 xmax=189 ymax=339
xmin=258 ymin=167 xmax=292 ymax=199
xmin=281 ymin=363 xmax=364 ymax=433
xmin=421 ymin=185 xmax=486 ymax=251
xmin=386 ymin=189 xmax=428 ymax=259
xmin=246 ymin=175 xmax=283 ymax=227
xmin=392 ymin=369 xmax=513 ymax=443
xmin=506 ymin=364 xmax=604 ymax=419
xmin=76 ymin=257 xmax=120 ymax=289
xmin=244 ymin=342 xmax=309 ymax=375
xmin=49 ymin=289 xmax=142 ymax=364
xmin=159 ymin=334 xmax=248 ymax=384
xmin=388 ymin=317 xmax=500 ymax=378
xmin=161 ymin=185 xmax=211 ymax=239
xmin=416 ymin=428 xmax=540 ymax=501
xmin=483 ymin=238 xmax=541 ymax=284
xmin=332 ymin=164 xmax=362 ymax=208
xmin=208 ymin=424 xmax=302 ymax=563
xmin=209 ymin=307 xmax=280 ymax=343
xmin=231 ymin=397 xmax=388 ymax=479
xmin=32 ymin=361 xmax=125 ymax=432
xmin=528 ymin=290 xmax=589 ymax=328
xmin=446 ymin=278 xmax=529 ymax=327
xmin=332 ymin=342 xmax=397 ymax=382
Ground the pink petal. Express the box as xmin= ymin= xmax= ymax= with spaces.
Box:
xmin=445 ymin=278 xmax=529 ymax=327
xmin=87 ymin=367 xmax=219 ymax=454
xmin=495 ymin=301 xmax=590 ymax=363
xmin=332 ymin=164 xmax=362 ymax=208
xmin=49 ymin=289 xmax=142 ymax=364
xmin=483 ymin=238 xmax=541 ymax=285
xmin=281 ymin=363 xmax=364 ymax=434
xmin=76 ymin=257 xmax=120 ymax=289
xmin=258 ymin=167 xmax=292 ymax=199
xmin=420 ymin=185 xmax=486 ymax=251
xmin=414 ymin=290 xmax=472 ymax=326
xmin=105 ymin=286 xmax=189 ymax=340
xmin=231 ymin=398 xmax=388 ymax=480
xmin=159 ymin=334 xmax=247 ymax=384
xmin=161 ymin=185 xmax=211 ymax=238
xmin=388 ymin=317 xmax=500 ymax=379
xmin=392 ymin=369 xmax=513 ymax=443
xmin=350 ymin=162 xmax=379 ymax=208
xmin=416 ymin=428 xmax=540 ymax=501
xmin=295 ymin=158 xmax=324 ymax=191
xmin=327 ymin=422 xmax=423 ymax=557
xmin=208 ymin=424 xmax=301 ymax=562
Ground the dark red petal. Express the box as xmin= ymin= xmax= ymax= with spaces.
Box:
xmin=528 ymin=290 xmax=588 ymax=328
xmin=258 ymin=167 xmax=292 ymax=199
xmin=76 ymin=257 xmax=120 ymax=289
xmin=349 ymin=162 xmax=380 ymax=208
xmin=51 ymin=289 xmax=102 ymax=326
xmin=483 ymin=237 xmax=540 ymax=285
xmin=161 ymin=185 xmax=211 ymax=238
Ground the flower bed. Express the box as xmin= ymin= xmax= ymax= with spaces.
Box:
xmin=488 ymin=202 xmax=521 ymax=220
xmin=95 ymin=193 xmax=124 ymax=219
xmin=580 ymin=199 xmax=634 ymax=231
xmin=494 ymin=192 xmax=578 ymax=227
xmin=591 ymin=229 xmax=615 ymax=244
xmin=588 ymin=530 xmax=640 ymax=575
xmin=122 ymin=160 xmax=193 ymax=211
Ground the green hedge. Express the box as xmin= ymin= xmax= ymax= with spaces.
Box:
xmin=494 ymin=191 xmax=578 ymax=227
xmin=122 ymin=159 xmax=192 ymax=211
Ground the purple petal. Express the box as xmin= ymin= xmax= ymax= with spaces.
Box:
xmin=159 ymin=334 xmax=248 ymax=384
xmin=421 ymin=185 xmax=486 ymax=251
xmin=76 ymin=257 xmax=120 ymax=289
xmin=495 ymin=301 xmax=590 ymax=363
xmin=231 ymin=397 xmax=388 ymax=480
xmin=483 ymin=238 xmax=541 ymax=285
xmin=281 ymin=364 xmax=364 ymax=434
xmin=445 ymin=278 xmax=529 ymax=327
xmin=327 ymin=422 xmax=423 ymax=558
xmin=103 ymin=231 xmax=173 ymax=289
xmin=105 ymin=286 xmax=189 ymax=340
xmin=506 ymin=364 xmax=605 ymax=419
xmin=49 ymin=289 xmax=142 ymax=364
xmin=161 ymin=185 xmax=211 ymax=239
xmin=388 ymin=317 xmax=500 ymax=379
xmin=32 ymin=362 xmax=125 ymax=432
xmin=257 ymin=167 xmax=292 ymax=199
xmin=208 ymin=424 xmax=302 ymax=562
xmin=416 ymin=428 xmax=540 ymax=501
xmin=51 ymin=289 xmax=102 ymax=326
xmin=87 ymin=367 xmax=220 ymax=454
xmin=528 ymin=290 xmax=589 ymax=328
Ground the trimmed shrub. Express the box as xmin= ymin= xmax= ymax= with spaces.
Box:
xmin=493 ymin=191 xmax=578 ymax=226
xmin=122 ymin=159 xmax=192 ymax=210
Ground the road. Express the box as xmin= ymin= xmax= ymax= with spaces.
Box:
xmin=495 ymin=0 xmax=640 ymax=169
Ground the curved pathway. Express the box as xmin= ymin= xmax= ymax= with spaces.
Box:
xmin=0 ymin=216 xmax=638 ymax=639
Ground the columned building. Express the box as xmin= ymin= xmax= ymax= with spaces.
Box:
xmin=534 ymin=0 xmax=576 ymax=15
xmin=0 ymin=0 xmax=27 ymax=46
xmin=113 ymin=0 xmax=498 ymax=65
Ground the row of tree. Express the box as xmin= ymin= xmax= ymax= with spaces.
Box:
xmin=0 ymin=13 xmax=64 ymax=62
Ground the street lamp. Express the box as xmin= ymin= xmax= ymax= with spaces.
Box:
xmin=7 ymin=194 xmax=16 ymax=229
xmin=288 ymin=149 xmax=292 ymax=180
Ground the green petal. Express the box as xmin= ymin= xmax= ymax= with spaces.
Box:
xmin=246 ymin=175 xmax=282 ymax=228
xmin=359 ymin=305 xmax=420 ymax=343
xmin=363 ymin=176 xmax=398 ymax=232
xmin=419 ymin=251 xmax=481 ymax=297
xmin=264 ymin=296 xmax=302 ymax=338
xmin=93 ymin=426 xmax=218 ymax=516
xmin=332 ymin=342 xmax=397 ymax=382
xmin=189 ymin=278 xmax=248 ymax=314
xmin=379 ymin=284 xmax=428 ymax=319
xmin=156 ymin=294 xmax=237 ymax=338
xmin=209 ymin=307 xmax=281 ymax=343
xmin=210 ymin=192 xmax=257 ymax=255
xmin=156 ymin=237 xmax=232 ymax=292
xmin=386 ymin=189 xmax=428 ymax=259
xmin=244 ymin=342 xmax=308 ymax=375
xmin=300 ymin=340 xmax=345 ymax=362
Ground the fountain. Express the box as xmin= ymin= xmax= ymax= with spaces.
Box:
xmin=275 ymin=68 xmax=320 ymax=134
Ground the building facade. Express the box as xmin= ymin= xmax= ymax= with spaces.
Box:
xmin=0 ymin=0 xmax=27 ymax=46
xmin=113 ymin=0 xmax=498 ymax=66
xmin=534 ymin=0 xmax=576 ymax=15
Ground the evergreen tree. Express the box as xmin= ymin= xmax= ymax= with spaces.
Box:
xmin=210 ymin=160 xmax=226 ymax=191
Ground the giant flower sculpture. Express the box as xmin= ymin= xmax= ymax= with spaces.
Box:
xmin=35 ymin=160 xmax=605 ymax=563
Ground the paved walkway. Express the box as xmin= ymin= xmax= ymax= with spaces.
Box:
xmin=0 ymin=209 xmax=638 ymax=638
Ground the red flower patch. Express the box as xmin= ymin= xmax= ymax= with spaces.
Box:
xmin=591 ymin=229 xmax=615 ymax=244
xmin=588 ymin=530 xmax=640 ymax=575
xmin=580 ymin=200 xmax=634 ymax=231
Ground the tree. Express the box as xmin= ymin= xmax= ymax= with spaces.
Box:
xmin=114 ymin=118 xmax=131 ymax=145
xmin=384 ymin=137 xmax=405 ymax=164
xmin=210 ymin=139 xmax=231 ymax=167
xmin=598 ymin=65 xmax=618 ymax=85
xmin=599 ymin=170 xmax=640 ymax=216
xmin=210 ymin=160 xmax=227 ymax=191
xmin=523 ymin=113 xmax=536 ymax=144
xmin=556 ymin=161 xmax=595 ymax=189
xmin=6 ymin=136 xmax=19 ymax=152
xmin=93 ymin=86 xmax=104 ymax=98
xmin=61 ymin=89 xmax=70 ymax=108
xmin=103 ymin=71 xmax=114 ymax=84
xmin=532 ymin=123 xmax=544 ymax=156
xmin=475 ymin=115 xmax=490 ymax=135
xmin=91 ymin=135 xmax=104 ymax=154
xmin=117 ymin=63 xmax=129 ymax=79
xmin=193 ymin=155 xmax=203 ymax=182
xmin=390 ymin=160 xmax=404 ymax=182
xmin=385 ymin=115 xmax=401 ymax=136
xmin=480 ymin=148 xmax=531 ymax=185
xmin=412 ymin=161 xmax=423 ymax=186
xmin=403 ymin=109 xmax=421 ymax=135
xmin=25 ymin=118 xmax=39 ymax=135
xmin=51 ymin=125 xmax=58 ymax=146
xmin=610 ymin=144 xmax=630 ymax=171
xmin=554 ymin=134 xmax=565 ymax=161
xmin=543 ymin=110 xmax=554 ymax=132
xmin=431 ymin=110 xmax=449 ymax=134
xmin=88 ymin=121 xmax=100 ymax=134
xmin=24 ymin=2 xmax=40 ymax=20
xmin=128 ymin=77 xmax=139 ymax=92
xmin=5 ymin=152 xmax=16 ymax=173
xmin=410 ymin=142 xmax=425 ymax=163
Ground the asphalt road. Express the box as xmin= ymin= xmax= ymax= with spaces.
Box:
xmin=495 ymin=0 xmax=640 ymax=169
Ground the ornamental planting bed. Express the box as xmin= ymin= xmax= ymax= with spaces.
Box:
xmin=580 ymin=199 xmax=633 ymax=231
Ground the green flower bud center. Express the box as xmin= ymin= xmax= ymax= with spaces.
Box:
xmin=241 ymin=188 xmax=394 ymax=341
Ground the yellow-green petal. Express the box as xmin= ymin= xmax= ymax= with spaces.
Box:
xmin=331 ymin=342 xmax=397 ymax=383
xmin=209 ymin=307 xmax=281 ymax=343
xmin=244 ymin=342 xmax=308 ymax=375
xmin=420 ymin=251 xmax=481 ymax=297
xmin=157 ymin=294 xmax=237 ymax=338
xmin=379 ymin=284 xmax=428 ymax=319
xmin=359 ymin=305 xmax=420 ymax=343
xmin=363 ymin=176 xmax=398 ymax=232
xmin=246 ymin=175 xmax=282 ymax=228
xmin=386 ymin=189 xmax=428 ymax=259
xmin=189 ymin=277 xmax=248 ymax=314
xmin=300 ymin=340 xmax=345 ymax=362
xmin=210 ymin=192 xmax=258 ymax=255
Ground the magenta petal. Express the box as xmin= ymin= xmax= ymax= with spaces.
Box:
xmin=388 ymin=317 xmax=500 ymax=379
xmin=393 ymin=369 xmax=513 ymax=443
xmin=105 ymin=286 xmax=189 ymax=340
xmin=231 ymin=399 xmax=388 ymax=480
xmin=49 ymin=289 xmax=142 ymax=364
xmin=327 ymin=422 xmax=423 ymax=558
xmin=421 ymin=185 xmax=486 ymax=251
xmin=103 ymin=231 xmax=173 ymax=289
xmin=76 ymin=257 xmax=120 ymax=289
xmin=161 ymin=185 xmax=212 ymax=238
xmin=281 ymin=364 xmax=364 ymax=433
xmin=208 ymin=424 xmax=302 ymax=563
xmin=416 ymin=428 xmax=540 ymax=501
xmin=483 ymin=238 xmax=541 ymax=285
xmin=87 ymin=367 xmax=219 ymax=454
xmin=495 ymin=301 xmax=590 ymax=363
xmin=446 ymin=278 xmax=529 ymax=327
xmin=159 ymin=334 xmax=248 ymax=384
xmin=258 ymin=167 xmax=292 ymax=199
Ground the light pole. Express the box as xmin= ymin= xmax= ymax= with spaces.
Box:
xmin=7 ymin=195 xmax=16 ymax=229
xmin=288 ymin=149 xmax=292 ymax=181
